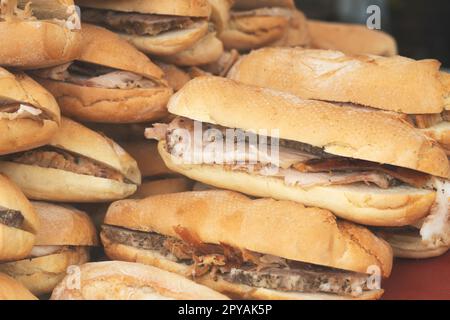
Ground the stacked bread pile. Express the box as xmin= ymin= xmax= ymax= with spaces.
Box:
xmin=0 ymin=0 xmax=447 ymax=300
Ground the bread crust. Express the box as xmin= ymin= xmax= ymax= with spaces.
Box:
xmin=0 ymin=21 xmax=81 ymax=69
xmin=168 ymin=76 xmax=450 ymax=178
xmin=36 ymin=78 xmax=172 ymax=124
xmin=50 ymin=261 xmax=229 ymax=300
xmin=0 ymin=162 xmax=137 ymax=203
xmin=220 ymin=15 xmax=289 ymax=50
xmin=0 ymin=273 xmax=37 ymax=300
xmin=79 ymin=24 xmax=165 ymax=79
xmin=308 ymin=20 xmax=397 ymax=57
xmin=0 ymin=248 xmax=89 ymax=296
xmin=0 ymin=69 xmax=60 ymax=155
xmin=33 ymin=202 xmax=98 ymax=246
xmin=271 ymin=9 xmax=310 ymax=47
xmin=77 ymin=0 xmax=212 ymax=17
xmin=101 ymin=236 xmax=384 ymax=300
xmin=155 ymin=61 xmax=192 ymax=91
xmin=159 ymin=141 xmax=436 ymax=227
xmin=159 ymin=33 xmax=224 ymax=66
xmin=120 ymin=20 xmax=209 ymax=56
xmin=228 ymin=48 xmax=447 ymax=114
xmin=104 ymin=189 xmax=393 ymax=276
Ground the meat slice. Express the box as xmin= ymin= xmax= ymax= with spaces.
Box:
xmin=0 ymin=207 xmax=24 ymax=229
xmin=82 ymin=8 xmax=194 ymax=36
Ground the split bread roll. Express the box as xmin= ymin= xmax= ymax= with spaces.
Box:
xmin=308 ymin=20 xmax=397 ymax=57
xmin=228 ymin=48 xmax=449 ymax=114
xmin=0 ymin=68 xmax=60 ymax=156
xmin=0 ymin=118 xmax=141 ymax=202
xmin=0 ymin=0 xmax=81 ymax=69
xmin=51 ymin=261 xmax=229 ymax=300
xmin=0 ymin=175 xmax=39 ymax=262
xmin=0 ymin=202 xmax=98 ymax=296
xmin=33 ymin=24 xmax=173 ymax=124
xmin=146 ymin=76 xmax=449 ymax=230
xmin=0 ymin=273 xmax=37 ymax=300
xmin=101 ymin=190 xmax=393 ymax=300
xmin=77 ymin=0 xmax=212 ymax=56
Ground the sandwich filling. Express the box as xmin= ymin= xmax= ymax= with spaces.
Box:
xmin=0 ymin=103 xmax=44 ymax=121
xmin=29 ymin=245 xmax=87 ymax=258
xmin=0 ymin=206 xmax=24 ymax=229
xmin=34 ymin=61 xmax=159 ymax=90
xmin=146 ymin=117 xmax=450 ymax=247
xmin=102 ymin=224 xmax=378 ymax=297
xmin=82 ymin=8 xmax=202 ymax=37
xmin=7 ymin=147 xmax=128 ymax=183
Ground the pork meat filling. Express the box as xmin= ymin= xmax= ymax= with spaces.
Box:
xmin=9 ymin=148 xmax=125 ymax=182
xmin=102 ymin=225 xmax=375 ymax=297
xmin=0 ymin=206 xmax=24 ymax=229
xmin=82 ymin=8 xmax=195 ymax=36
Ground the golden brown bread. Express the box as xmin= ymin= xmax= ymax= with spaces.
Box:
xmin=308 ymin=20 xmax=397 ymax=56
xmin=155 ymin=61 xmax=192 ymax=92
xmin=0 ymin=17 xmax=81 ymax=69
xmin=271 ymin=9 xmax=310 ymax=47
xmin=158 ymin=32 xmax=224 ymax=67
xmin=168 ymin=77 xmax=450 ymax=178
xmin=208 ymin=0 xmax=235 ymax=33
xmin=158 ymin=141 xmax=436 ymax=227
xmin=51 ymin=261 xmax=229 ymax=300
xmin=228 ymin=48 xmax=447 ymax=114
xmin=0 ymin=69 xmax=60 ymax=155
xmin=0 ymin=118 xmax=141 ymax=202
xmin=0 ymin=175 xmax=39 ymax=262
xmin=78 ymin=24 xmax=165 ymax=80
xmin=0 ymin=273 xmax=37 ymax=300
xmin=103 ymin=190 xmax=393 ymax=277
xmin=34 ymin=24 xmax=173 ymax=124
xmin=32 ymin=202 xmax=98 ymax=246
xmin=0 ymin=248 xmax=89 ymax=296
xmin=77 ymin=0 xmax=212 ymax=17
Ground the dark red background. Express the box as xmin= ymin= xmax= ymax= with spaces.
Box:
xmin=382 ymin=252 xmax=450 ymax=300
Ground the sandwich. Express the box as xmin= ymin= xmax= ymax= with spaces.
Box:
xmin=0 ymin=174 xmax=39 ymax=262
xmin=51 ymin=261 xmax=229 ymax=300
xmin=145 ymin=76 xmax=450 ymax=258
xmin=308 ymin=20 xmax=397 ymax=56
xmin=77 ymin=0 xmax=217 ymax=59
xmin=155 ymin=61 xmax=192 ymax=92
xmin=228 ymin=48 xmax=450 ymax=153
xmin=0 ymin=202 xmax=98 ymax=295
xmin=0 ymin=67 xmax=60 ymax=156
xmin=101 ymin=190 xmax=393 ymax=300
xmin=0 ymin=273 xmax=37 ymax=300
xmin=0 ymin=117 xmax=141 ymax=202
xmin=220 ymin=0 xmax=309 ymax=51
xmin=33 ymin=23 xmax=172 ymax=124
xmin=0 ymin=0 xmax=81 ymax=69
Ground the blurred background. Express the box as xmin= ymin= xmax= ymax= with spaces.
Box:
xmin=296 ymin=0 xmax=450 ymax=67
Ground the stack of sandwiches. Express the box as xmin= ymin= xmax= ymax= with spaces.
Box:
xmin=0 ymin=0 xmax=448 ymax=301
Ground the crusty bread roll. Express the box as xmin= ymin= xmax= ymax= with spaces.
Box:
xmin=104 ymin=191 xmax=393 ymax=277
xmin=167 ymin=77 xmax=449 ymax=178
xmin=101 ymin=190 xmax=392 ymax=299
xmin=0 ymin=202 xmax=97 ymax=295
xmin=0 ymin=118 xmax=141 ymax=202
xmin=271 ymin=9 xmax=310 ymax=47
xmin=0 ymin=0 xmax=81 ymax=69
xmin=51 ymin=261 xmax=229 ymax=300
xmin=228 ymin=48 xmax=448 ymax=114
xmin=0 ymin=68 xmax=60 ymax=156
xmin=77 ymin=0 xmax=212 ymax=17
xmin=34 ymin=24 xmax=172 ymax=124
xmin=0 ymin=273 xmax=37 ymax=300
xmin=208 ymin=0 xmax=235 ymax=33
xmin=158 ymin=32 xmax=224 ymax=67
xmin=0 ymin=175 xmax=39 ymax=262
xmin=308 ymin=20 xmax=397 ymax=57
